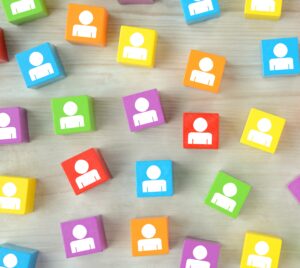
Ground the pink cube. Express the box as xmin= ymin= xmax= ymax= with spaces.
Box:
xmin=288 ymin=176 xmax=300 ymax=203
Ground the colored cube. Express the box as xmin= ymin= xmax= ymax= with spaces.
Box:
xmin=0 ymin=107 xmax=29 ymax=145
xmin=0 ymin=176 xmax=36 ymax=215
xmin=288 ymin=176 xmax=300 ymax=203
xmin=261 ymin=37 xmax=300 ymax=77
xmin=60 ymin=215 xmax=107 ymax=258
xmin=118 ymin=0 xmax=154 ymax=4
xmin=240 ymin=108 xmax=286 ymax=154
xmin=130 ymin=216 xmax=169 ymax=257
xmin=0 ymin=28 xmax=9 ymax=63
xmin=66 ymin=4 xmax=108 ymax=47
xmin=183 ymin=50 xmax=226 ymax=93
xmin=180 ymin=238 xmax=221 ymax=268
xmin=61 ymin=148 xmax=112 ymax=195
xmin=16 ymin=42 xmax=66 ymax=89
xmin=1 ymin=0 xmax=47 ymax=25
xmin=122 ymin=89 xmax=165 ymax=132
xmin=240 ymin=232 xmax=282 ymax=268
xmin=180 ymin=0 xmax=220 ymax=24
xmin=183 ymin=113 xmax=219 ymax=149
xmin=204 ymin=171 xmax=251 ymax=218
xmin=0 ymin=243 xmax=38 ymax=268
xmin=244 ymin=0 xmax=282 ymax=20
xmin=51 ymin=95 xmax=95 ymax=135
xmin=136 ymin=160 xmax=173 ymax=198
xmin=117 ymin=25 xmax=157 ymax=68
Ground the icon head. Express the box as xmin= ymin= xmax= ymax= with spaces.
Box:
xmin=29 ymin=52 xmax=44 ymax=67
xmin=63 ymin=101 xmax=78 ymax=116
xmin=130 ymin=32 xmax=145 ymax=47
xmin=75 ymin=159 xmax=90 ymax=175
xmin=72 ymin=224 xmax=88 ymax=240
xmin=146 ymin=165 xmax=161 ymax=180
xmin=273 ymin=43 xmax=288 ymax=58
xmin=193 ymin=117 xmax=208 ymax=133
xmin=255 ymin=241 xmax=270 ymax=256
xmin=3 ymin=253 xmax=18 ymax=268
xmin=199 ymin=57 xmax=214 ymax=72
xmin=79 ymin=10 xmax=94 ymax=26
xmin=257 ymin=118 xmax=272 ymax=133
xmin=2 ymin=182 xmax=17 ymax=197
xmin=222 ymin=183 xmax=237 ymax=198
xmin=141 ymin=224 xmax=157 ymax=239
xmin=0 ymin=113 xmax=11 ymax=128
xmin=193 ymin=245 xmax=208 ymax=260
xmin=134 ymin=97 xmax=150 ymax=113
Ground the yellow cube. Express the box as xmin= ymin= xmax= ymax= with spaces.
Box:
xmin=117 ymin=25 xmax=157 ymax=68
xmin=244 ymin=0 xmax=282 ymax=20
xmin=0 ymin=176 xmax=36 ymax=215
xmin=240 ymin=232 xmax=282 ymax=268
xmin=240 ymin=108 xmax=286 ymax=154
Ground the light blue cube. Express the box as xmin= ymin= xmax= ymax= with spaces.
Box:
xmin=16 ymin=42 xmax=65 ymax=88
xmin=136 ymin=160 xmax=173 ymax=198
xmin=180 ymin=0 xmax=220 ymax=24
xmin=261 ymin=37 xmax=300 ymax=77
xmin=0 ymin=244 xmax=38 ymax=268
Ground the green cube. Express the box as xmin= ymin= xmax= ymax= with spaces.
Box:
xmin=204 ymin=171 xmax=251 ymax=219
xmin=1 ymin=0 xmax=48 ymax=25
xmin=51 ymin=95 xmax=95 ymax=135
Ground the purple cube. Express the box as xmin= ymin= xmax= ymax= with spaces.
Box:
xmin=60 ymin=215 xmax=107 ymax=258
xmin=122 ymin=89 xmax=165 ymax=132
xmin=180 ymin=238 xmax=221 ymax=268
xmin=288 ymin=176 xmax=300 ymax=203
xmin=0 ymin=107 xmax=29 ymax=145
xmin=118 ymin=0 xmax=154 ymax=4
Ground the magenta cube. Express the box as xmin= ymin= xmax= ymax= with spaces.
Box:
xmin=180 ymin=238 xmax=221 ymax=268
xmin=60 ymin=215 xmax=107 ymax=258
xmin=122 ymin=89 xmax=165 ymax=132
xmin=118 ymin=0 xmax=154 ymax=4
xmin=288 ymin=176 xmax=300 ymax=203
xmin=0 ymin=107 xmax=29 ymax=145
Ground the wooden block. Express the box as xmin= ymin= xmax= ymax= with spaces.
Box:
xmin=0 ymin=28 xmax=8 ymax=63
xmin=118 ymin=0 xmax=154 ymax=4
xmin=244 ymin=0 xmax=282 ymax=20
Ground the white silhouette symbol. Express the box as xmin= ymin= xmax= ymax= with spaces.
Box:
xmin=0 ymin=113 xmax=17 ymax=140
xmin=133 ymin=97 xmax=158 ymax=127
xmin=0 ymin=182 xmax=21 ymax=210
xmin=247 ymin=241 xmax=272 ymax=268
xmin=186 ymin=245 xmax=210 ymax=268
xmin=29 ymin=52 xmax=54 ymax=81
xmin=188 ymin=0 xmax=214 ymax=16
xmin=10 ymin=0 xmax=36 ymax=15
xmin=211 ymin=183 xmax=237 ymax=212
xmin=142 ymin=165 xmax=167 ymax=193
xmin=1 ymin=253 xmax=18 ymax=268
xmin=123 ymin=33 xmax=148 ymax=61
xmin=188 ymin=118 xmax=212 ymax=145
xmin=269 ymin=43 xmax=294 ymax=71
xmin=190 ymin=57 xmax=215 ymax=86
xmin=75 ymin=159 xmax=101 ymax=189
xmin=60 ymin=101 xmax=85 ymax=130
xmin=138 ymin=224 xmax=162 ymax=252
xmin=247 ymin=118 xmax=273 ymax=148
xmin=72 ymin=10 xmax=97 ymax=39
xmin=251 ymin=0 xmax=275 ymax=12
xmin=70 ymin=224 xmax=95 ymax=253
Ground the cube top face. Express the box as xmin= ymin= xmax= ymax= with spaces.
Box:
xmin=0 ymin=107 xmax=29 ymax=145
xmin=66 ymin=4 xmax=108 ymax=47
xmin=61 ymin=148 xmax=111 ymax=195
xmin=183 ymin=50 xmax=226 ymax=94
xmin=180 ymin=238 xmax=221 ymax=268
xmin=1 ymin=0 xmax=48 ymax=24
xmin=117 ymin=25 xmax=157 ymax=68
xmin=0 ymin=28 xmax=9 ymax=63
xmin=118 ymin=0 xmax=154 ymax=4
xmin=288 ymin=176 xmax=300 ymax=203
xmin=122 ymin=89 xmax=165 ymax=132
xmin=16 ymin=42 xmax=65 ymax=88
xmin=244 ymin=0 xmax=282 ymax=20
xmin=183 ymin=113 xmax=219 ymax=149
xmin=131 ymin=217 xmax=169 ymax=256
xmin=180 ymin=0 xmax=220 ymax=24
xmin=261 ymin=37 xmax=300 ymax=77
xmin=60 ymin=215 xmax=107 ymax=258
xmin=204 ymin=171 xmax=251 ymax=218
xmin=240 ymin=232 xmax=282 ymax=268
xmin=136 ymin=160 xmax=173 ymax=198
xmin=51 ymin=95 xmax=95 ymax=135
xmin=240 ymin=108 xmax=286 ymax=154
xmin=0 ymin=176 xmax=36 ymax=215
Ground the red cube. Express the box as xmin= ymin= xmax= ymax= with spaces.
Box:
xmin=0 ymin=28 xmax=8 ymax=63
xmin=61 ymin=148 xmax=112 ymax=195
xmin=183 ymin=113 xmax=219 ymax=149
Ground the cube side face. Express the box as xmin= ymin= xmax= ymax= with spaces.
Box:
xmin=0 ymin=28 xmax=9 ymax=63
xmin=118 ymin=0 xmax=154 ymax=4
xmin=288 ymin=176 xmax=300 ymax=203
xmin=244 ymin=0 xmax=282 ymax=20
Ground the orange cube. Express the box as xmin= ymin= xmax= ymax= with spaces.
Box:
xmin=183 ymin=50 xmax=226 ymax=93
xmin=130 ymin=216 xmax=169 ymax=257
xmin=65 ymin=4 xmax=108 ymax=47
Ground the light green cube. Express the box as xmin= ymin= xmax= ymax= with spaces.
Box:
xmin=51 ymin=95 xmax=95 ymax=135
xmin=1 ymin=0 xmax=48 ymax=25
xmin=204 ymin=171 xmax=251 ymax=219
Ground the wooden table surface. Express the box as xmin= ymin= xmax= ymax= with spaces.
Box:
xmin=1 ymin=0 xmax=300 ymax=267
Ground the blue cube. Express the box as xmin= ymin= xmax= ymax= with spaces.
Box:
xmin=136 ymin=160 xmax=173 ymax=198
xmin=180 ymin=0 xmax=220 ymax=24
xmin=0 ymin=243 xmax=38 ymax=268
xmin=261 ymin=37 xmax=300 ymax=77
xmin=16 ymin=42 xmax=66 ymax=88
